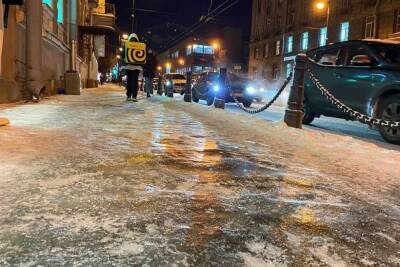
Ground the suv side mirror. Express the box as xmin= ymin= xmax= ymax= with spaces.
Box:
xmin=350 ymin=55 xmax=373 ymax=66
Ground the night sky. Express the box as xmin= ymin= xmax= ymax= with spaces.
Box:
xmin=109 ymin=0 xmax=253 ymax=51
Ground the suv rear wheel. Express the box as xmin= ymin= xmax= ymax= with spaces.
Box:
xmin=378 ymin=94 xmax=400 ymax=145
xmin=302 ymin=98 xmax=316 ymax=125
xmin=207 ymin=93 xmax=215 ymax=106
xmin=242 ymin=98 xmax=253 ymax=108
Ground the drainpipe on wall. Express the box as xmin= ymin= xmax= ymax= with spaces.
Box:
xmin=374 ymin=0 xmax=381 ymax=39
xmin=25 ymin=0 xmax=44 ymax=100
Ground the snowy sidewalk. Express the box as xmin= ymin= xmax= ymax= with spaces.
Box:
xmin=0 ymin=86 xmax=399 ymax=266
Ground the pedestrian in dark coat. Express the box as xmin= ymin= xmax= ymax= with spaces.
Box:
xmin=143 ymin=49 xmax=157 ymax=98
xmin=120 ymin=33 xmax=143 ymax=102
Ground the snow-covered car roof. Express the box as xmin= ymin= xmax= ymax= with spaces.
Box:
xmin=362 ymin=38 xmax=400 ymax=45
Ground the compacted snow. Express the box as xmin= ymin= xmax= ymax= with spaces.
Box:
xmin=0 ymin=85 xmax=399 ymax=266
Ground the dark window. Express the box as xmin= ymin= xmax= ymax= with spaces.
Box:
xmin=316 ymin=46 xmax=342 ymax=66
xmin=370 ymin=44 xmax=400 ymax=64
xmin=346 ymin=44 xmax=373 ymax=66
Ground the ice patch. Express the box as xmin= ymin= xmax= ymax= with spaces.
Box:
xmin=109 ymin=242 xmax=144 ymax=256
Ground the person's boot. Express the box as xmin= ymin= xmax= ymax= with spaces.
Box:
xmin=132 ymin=98 xmax=138 ymax=102
xmin=127 ymin=97 xmax=132 ymax=101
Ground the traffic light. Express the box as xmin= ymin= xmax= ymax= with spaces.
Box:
xmin=2 ymin=0 xmax=24 ymax=4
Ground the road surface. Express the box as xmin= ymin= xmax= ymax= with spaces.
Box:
xmin=0 ymin=86 xmax=399 ymax=266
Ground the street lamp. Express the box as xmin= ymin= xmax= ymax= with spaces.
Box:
xmin=119 ymin=47 xmax=123 ymax=52
xmin=315 ymin=0 xmax=330 ymax=42
xmin=157 ymin=66 xmax=162 ymax=71
xmin=122 ymin=33 xmax=129 ymax=40
xmin=212 ymin=41 xmax=220 ymax=50
xmin=116 ymin=55 xmax=121 ymax=59
xmin=178 ymin=58 xmax=185 ymax=65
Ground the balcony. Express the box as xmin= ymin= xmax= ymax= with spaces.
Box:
xmin=92 ymin=3 xmax=116 ymax=29
xmin=80 ymin=3 xmax=116 ymax=36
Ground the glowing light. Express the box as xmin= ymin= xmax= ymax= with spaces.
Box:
xmin=165 ymin=62 xmax=172 ymax=68
xmin=116 ymin=55 xmax=121 ymax=59
xmin=213 ymin=84 xmax=219 ymax=92
xmin=212 ymin=42 xmax=220 ymax=49
xmin=315 ymin=1 xmax=326 ymax=10
xmin=260 ymin=88 xmax=265 ymax=92
xmin=157 ymin=66 xmax=162 ymax=71
xmin=122 ymin=33 xmax=129 ymax=40
xmin=246 ymin=86 xmax=256 ymax=94
xmin=119 ymin=47 xmax=123 ymax=52
xmin=178 ymin=58 xmax=185 ymax=65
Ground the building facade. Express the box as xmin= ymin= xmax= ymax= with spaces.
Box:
xmin=157 ymin=27 xmax=246 ymax=76
xmin=0 ymin=0 xmax=115 ymax=103
xmin=249 ymin=0 xmax=400 ymax=81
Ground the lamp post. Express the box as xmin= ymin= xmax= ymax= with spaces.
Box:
xmin=131 ymin=0 xmax=135 ymax=32
xmin=315 ymin=0 xmax=330 ymax=43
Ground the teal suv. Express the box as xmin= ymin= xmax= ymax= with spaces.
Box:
xmin=305 ymin=40 xmax=400 ymax=144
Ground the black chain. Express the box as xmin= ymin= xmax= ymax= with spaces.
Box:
xmin=308 ymin=69 xmax=400 ymax=128
xmin=231 ymin=72 xmax=293 ymax=114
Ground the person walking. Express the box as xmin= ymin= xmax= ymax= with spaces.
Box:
xmin=143 ymin=49 xmax=156 ymax=98
xmin=120 ymin=33 xmax=143 ymax=102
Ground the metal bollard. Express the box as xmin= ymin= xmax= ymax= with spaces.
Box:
xmin=157 ymin=75 xmax=163 ymax=95
xmin=284 ymin=54 xmax=307 ymax=128
xmin=184 ymin=72 xmax=192 ymax=102
xmin=167 ymin=78 xmax=174 ymax=98
xmin=214 ymin=68 xmax=227 ymax=109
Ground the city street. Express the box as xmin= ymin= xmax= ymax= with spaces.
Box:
xmin=0 ymin=86 xmax=399 ymax=266
xmin=179 ymin=94 xmax=386 ymax=144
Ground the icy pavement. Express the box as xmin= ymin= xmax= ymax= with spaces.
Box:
xmin=0 ymin=85 xmax=400 ymax=266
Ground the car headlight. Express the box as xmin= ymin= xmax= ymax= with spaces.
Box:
xmin=213 ymin=84 xmax=220 ymax=92
xmin=260 ymin=88 xmax=265 ymax=92
xmin=246 ymin=86 xmax=256 ymax=94
xmin=166 ymin=81 xmax=172 ymax=87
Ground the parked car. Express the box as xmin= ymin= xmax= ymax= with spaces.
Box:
xmin=305 ymin=39 xmax=400 ymax=144
xmin=163 ymin=73 xmax=187 ymax=93
xmin=192 ymin=72 xmax=260 ymax=107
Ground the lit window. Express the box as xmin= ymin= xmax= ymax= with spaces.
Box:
xmin=264 ymin=43 xmax=269 ymax=58
xmin=286 ymin=62 xmax=293 ymax=78
xmin=301 ymin=32 xmax=309 ymax=51
xmin=275 ymin=40 xmax=281 ymax=55
xmin=186 ymin=46 xmax=192 ymax=55
xmin=42 ymin=0 xmax=52 ymax=6
xmin=319 ymin=27 xmax=327 ymax=46
xmin=395 ymin=10 xmax=400 ymax=33
xmin=193 ymin=44 xmax=203 ymax=54
xmin=365 ymin=15 xmax=375 ymax=38
xmin=57 ymin=0 xmax=63 ymax=23
xmin=340 ymin=21 xmax=350 ymax=41
xmin=203 ymin=45 xmax=214 ymax=55
xmin=254 ymin=47 xmax=260 ymax=59
xmin=272 ymin=64 xmax=280 ymax=80
xmin=287 ymin=36 xmax=293 ymax=53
